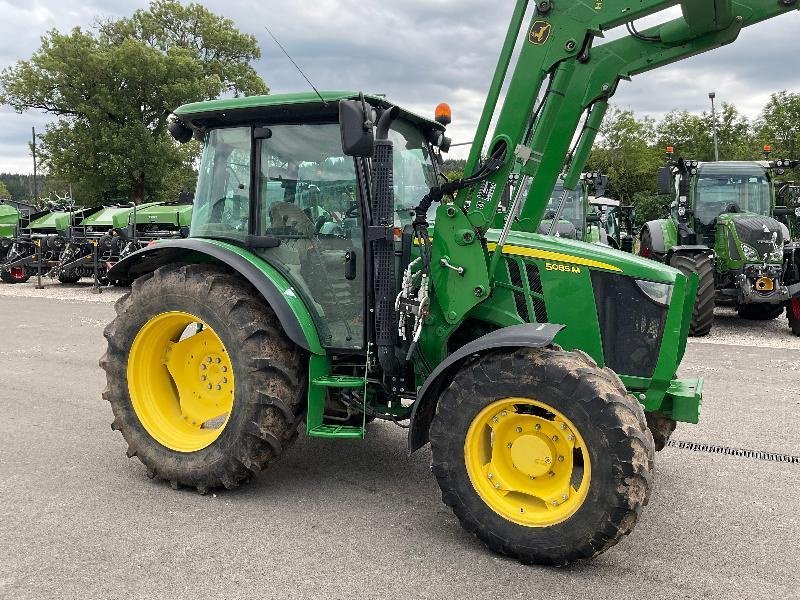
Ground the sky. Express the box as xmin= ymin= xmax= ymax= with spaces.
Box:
xmin=1 ymin=0 xmax=799 ymax=173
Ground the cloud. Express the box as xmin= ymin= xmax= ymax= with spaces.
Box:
xmin=1 ymin=1 xmax=799 ymax=170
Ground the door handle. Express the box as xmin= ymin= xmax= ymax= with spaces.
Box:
xmin=344 ymin=250 xmax=357 ymax=280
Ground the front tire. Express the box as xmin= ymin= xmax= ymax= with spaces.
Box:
xmin=429 ymin=347 xmax=654 ymax=566
xmin=100 ymin=264 xmax=307 ymax=492
xmin=670 ymin=253 xmax=715 ymax=337
xmin=737 ymin=303 xmax=784 ymax=321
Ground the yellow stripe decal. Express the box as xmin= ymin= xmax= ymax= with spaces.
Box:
xmin=489 ymin=243 xmax=622 ymax=272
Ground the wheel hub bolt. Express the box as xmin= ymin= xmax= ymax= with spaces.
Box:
xmin=500 ymin=411 xmax=507 ymax=417
xmin=215 ymin=358 xmax=221 ymax=364
xmin=201 ymin=375 xmax=207 ymax=381
xmin=201 ymin=364 xmax=207 ymax=370
xmin=552 ymin=500 xmax=559 ymax=506
xmin=507 ymin=442 xmax=513 ymax=448
xmin=534 ymin=423 xmax=541 ymax=430
xmin=216 ymin=385 xmax=221 ymax=390
xmin=567 ymin=434 xmax=574 ymax=441
xmin=562 ymin=493 xmax=568 ymax=501
xmin=206 ymin=357 xmax=212 ymax=363
xmin=516 ymin=426 xmax=523 ymax=433
xmin=221 ymin=366 xmax=227 ymax=372
xmin=549 ymin=471 xmax=555 ymax=477
xmin=552 ymin=435 xmax=558 ymax=442
xmin=558 ymin=455 xmax=564 ymax=462
xmin=222 ymin=377 xmax=228 ymax=384
xmin=207 ymin=384 xmax=212 ymax=390
xmin=494 ymin=483 xmax=501 ymax=489
xmin=488 ymin=473 xmax=494 ymax=479
xmin=560 ymin=423 xmax=566 ymax=430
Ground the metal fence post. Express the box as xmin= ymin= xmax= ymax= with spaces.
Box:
xmin=35 ymin=241 xmax=44 ymax=289
xmin=92 ymin=242 xmax=101 ymax=294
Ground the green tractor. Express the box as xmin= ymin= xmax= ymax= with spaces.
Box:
xmin=640 ymin=155 xmax=800 ymax=336
xmin=589 ymin=194 xmax=637 ymax=252
xmin=535 ymin=174 xmax=609 ymax=243
xmin=101 ymin=1 xmax=799 ymax=565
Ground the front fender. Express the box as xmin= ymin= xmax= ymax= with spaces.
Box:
xmin=108 ymin=238 xmax=324 ymax=354
xmin=407 ymin=323 xmax=564 ymax=453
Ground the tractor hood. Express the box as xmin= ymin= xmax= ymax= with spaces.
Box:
xmin=717 ymin=212 xmax=787 ymax=264
xmin=487 ymin=230 xmax=680 ymax=284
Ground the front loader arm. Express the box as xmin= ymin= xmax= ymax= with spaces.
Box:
xmin=432 ymin=0 xmax=798 ymax=325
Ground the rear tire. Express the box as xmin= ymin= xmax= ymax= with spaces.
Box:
xmin=737 ymin=303 xmax=784 ymax=321
xmin=788 ymin=299 xmax=800 ymax=337
xmin=100 ymin=264 xmax=307 ymax=492
xmin=429 ymin=347 xmax=654 ymax=566
xmin=670 ymin=253 xmax=715 ymax=337
xmin=0 ymin=267 xmax=31 ymax=284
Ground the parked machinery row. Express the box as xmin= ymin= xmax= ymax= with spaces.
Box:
xmin=0 ymin=199 xmax=192 ymax=285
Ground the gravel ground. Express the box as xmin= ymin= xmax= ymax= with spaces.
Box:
xmin=0 ymin=278 xmax=127 ymax=303
xmin=696 ymin=306 xmax=800 ymax=349
xmin=1 ymin=287 xmax=799 ymax=599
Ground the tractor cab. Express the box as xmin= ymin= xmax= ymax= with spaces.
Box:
xmin=170 ymin=92 xmax=446 ymax=350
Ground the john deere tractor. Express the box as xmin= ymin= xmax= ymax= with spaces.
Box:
xmin=640 ymin=156 xmax=800 ymax=336
xmin=590 ymin=195 xmax=637 ymax=252
xmin=101 ymin=1 xmax=800 ymax=565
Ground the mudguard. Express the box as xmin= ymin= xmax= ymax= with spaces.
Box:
xmin=108 ymin=238 xmax=325 ymax=354
xmin=407 ymin=323 xmax=564 ymax=453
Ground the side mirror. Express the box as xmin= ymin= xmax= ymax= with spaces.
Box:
xmin=657 ymin=166 xmax=671 ymax=195
xmin=339 ymin=100 xmax=375 ymax=157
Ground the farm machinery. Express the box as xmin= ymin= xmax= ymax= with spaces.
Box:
xmin=0 ymin=200 xmax=38 ymax=262
xmin=0 ymin=204 xmax=100 ymax=284
xmin=640 ymin=155 xmax=800 ymax=336
xmin=101 ymin=1 xmax=800 ymax=565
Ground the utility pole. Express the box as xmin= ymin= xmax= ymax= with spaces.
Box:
xmin=31 ymin=127 xmax=39 ymax=204
xmin=708 ymin=92 xmax=720 ymax=162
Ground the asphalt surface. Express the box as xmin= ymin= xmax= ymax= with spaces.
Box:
xmin=1 ymin=288 xmax=799 ymax=600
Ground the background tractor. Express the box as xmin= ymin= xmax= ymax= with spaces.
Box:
xmin=0 ymin=200 xmax=38 ymax=263
xmin=534 ymin=173 xmax=609 ymax=243
xmin=101 ymin=1 xmax=799 ymax=566
xmin=640 ymin=155 xmax=800 ymax=336
xmin=590 ymin=195 xmax=637 ymax=252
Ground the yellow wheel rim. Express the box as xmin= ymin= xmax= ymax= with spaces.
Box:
xmin=464 ymin=397 xmax=591 ymax=527
xmin=127 ymin=311 xmax=235 ymax=453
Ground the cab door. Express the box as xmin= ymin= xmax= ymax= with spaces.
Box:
xmin=253 ymin=123 xmax=365 ymax=350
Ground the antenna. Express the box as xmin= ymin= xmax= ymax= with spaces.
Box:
xmin=264 ymin=25 xmax=327 ymax=106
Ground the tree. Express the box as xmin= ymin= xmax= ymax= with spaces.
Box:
xmin=755 ymin=91 xmax=800 ymax=158
xmin=1 ymin=0 xmax=267 ymax=204
xmin=0 ymin=180 xmax=10 ymax=199
xmin=587 ymin=108 xmax=664 ymax=222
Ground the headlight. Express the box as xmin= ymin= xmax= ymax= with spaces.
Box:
xmin=636 ymin=279 xmax=674 ymax=306
xmin=742 ymin=244 xmax=760 ymax=261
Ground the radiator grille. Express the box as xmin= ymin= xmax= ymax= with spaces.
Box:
xmin=503 ymin=257 xmax=548 ymax=324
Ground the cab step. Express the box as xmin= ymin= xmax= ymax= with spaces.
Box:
xmin=311 ymin=375 xmax=366 ymax=388
xmin=307 ymin=424 xmax=365 ymax=439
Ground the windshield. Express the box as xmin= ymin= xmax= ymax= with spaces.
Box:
xmin=545 ymin=182 xmax=586 ymax=236
xmin=694 ymin=165 xmax=771 ymax=226
xmin=389 ymin=119 xmax=438 ymax=227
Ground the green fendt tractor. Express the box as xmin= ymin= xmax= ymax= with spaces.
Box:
xmin=640 ymin=155 xmax=800 ymax=336
xmin=101 ymin=1 xmax=799 ymax=565
xmin=590 ymin=195 xmax=637 ymax=252
xmin=124 ymin=200 xmax=193 ymax=248
xmin=536 ymin=174 xmax=610 ymax=243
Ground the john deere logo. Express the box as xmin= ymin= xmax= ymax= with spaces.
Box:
xmin=529 ymin=21 xmax=552 ymax=45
